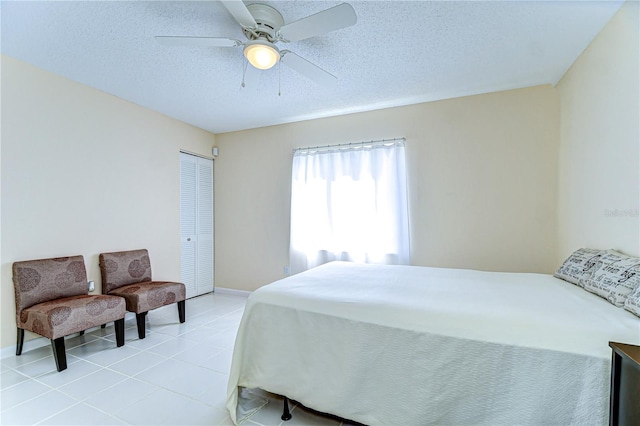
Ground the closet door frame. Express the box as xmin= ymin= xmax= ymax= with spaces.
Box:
xmin=180 ymin=151 xmax=214 ymax=299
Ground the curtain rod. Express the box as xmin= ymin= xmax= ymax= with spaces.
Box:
xmin=293 ymin=137 xmax=405 ymax=154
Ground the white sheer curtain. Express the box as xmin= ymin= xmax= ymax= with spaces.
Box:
xmin=289 ymin=141 xmax=410 ymax=274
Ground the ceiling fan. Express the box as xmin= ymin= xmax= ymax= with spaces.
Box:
xmin=156 ymin=1 xmax=357 ymax=86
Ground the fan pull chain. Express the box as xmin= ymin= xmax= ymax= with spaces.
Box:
xmin=241 ymin=60 xmax=248 ymax=89
xmin=278 ymin=61 xmax=281 ymax=96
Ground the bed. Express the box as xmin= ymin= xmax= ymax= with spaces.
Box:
xmin=226 ymin=261 xmax=640 ymax=425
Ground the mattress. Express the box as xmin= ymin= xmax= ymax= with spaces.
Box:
xmin=226 ymin=261 xmax=640 ymax=425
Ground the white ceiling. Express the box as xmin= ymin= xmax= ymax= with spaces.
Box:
xmin=1 ymin=1 xmax=623 ymax=134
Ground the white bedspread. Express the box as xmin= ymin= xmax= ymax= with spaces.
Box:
xmin=227 ymin=262 xmax=640 ymax=425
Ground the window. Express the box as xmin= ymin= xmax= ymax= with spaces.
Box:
xmin=289 ymin=140 xmax=410 ymax=273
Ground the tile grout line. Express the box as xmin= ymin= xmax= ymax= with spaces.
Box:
xmin=1 ymin=293 xmax=248 ymax=425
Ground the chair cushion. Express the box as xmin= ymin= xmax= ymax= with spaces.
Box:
xmin=13 ymin=256 xmax=88 ymax=321
xmin=99 ymin=249 xmax=153 ymax=293
xmin=19 ymin=295 xmax=126 ymax=340
xmin=108 ymin=281 xmax=186 ymax=314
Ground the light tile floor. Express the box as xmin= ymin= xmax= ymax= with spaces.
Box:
xmin=0 ymin=293 xmax=347 ymax=426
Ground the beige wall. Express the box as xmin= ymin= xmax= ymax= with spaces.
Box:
xmin=3 ymin=0 xmax=636 ymax=351
xmin=556 ymin=1 xmax=640 ymax=260
xmin=0 ymin=56 xmax=216 ymax=349
xmin=215 ymin=86 xmax=560 ymax=291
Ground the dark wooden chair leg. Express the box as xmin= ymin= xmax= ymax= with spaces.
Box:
xmin=281 ymin=397 xmax=292 ymax=421
xmin=16 ymin=328 xmax=24 ymax=356
xmin=51 ymin=337 xmax=67 ymax=372
xmin=136 ymin=312 xmax=148 ymax=339
xmin=114 ymin=318 xmax=125 ymax=347
xmin=178 ymin=300 xmax=186 ymax=323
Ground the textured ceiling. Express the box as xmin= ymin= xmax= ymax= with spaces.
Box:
xmin=1 ymin=1 xmax=623 ymax=134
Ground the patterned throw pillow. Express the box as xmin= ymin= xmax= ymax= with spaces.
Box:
xmin=554 ymin=248 xmax=603 ymax=287
xmin=583 ymin=250 xmax=640 ymax=307
xmin=624 ymin=283 xmax=640 ymax=317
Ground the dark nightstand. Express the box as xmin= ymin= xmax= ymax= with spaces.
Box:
xmin=609 ymin=342 xmax=640 ymax=426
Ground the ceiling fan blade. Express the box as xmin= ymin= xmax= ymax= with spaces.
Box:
xmin=155 ymin=36 xmax=240 ymax=48
xmin=278 ymin=3 xmax=357 ymax=42
xmin=281 ymin=51 xmax=337 ymax=86
xmin=220 ymin=0 xmax=257 ymax=29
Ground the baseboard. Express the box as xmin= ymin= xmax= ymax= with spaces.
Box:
xmin=1 ymin=292 xmax=248 ymax=359
xmin=1 ymin=335 xmax=49 ymax=360
xmin=214 ymin=287 xmax=251 ymax=297
xmin=0 ymin=318 xmax=136 ymax=360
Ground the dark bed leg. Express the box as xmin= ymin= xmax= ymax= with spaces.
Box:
xmin=281 ymin=397 xmax=292 ymax=421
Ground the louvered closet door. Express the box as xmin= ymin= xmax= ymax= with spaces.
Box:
xmin=196 ymin=158 xmax=214 ymax=295
xmin=180 ymin=152 xmax=214 ymax=299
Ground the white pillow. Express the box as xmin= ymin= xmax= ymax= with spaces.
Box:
xmin=554 ymin=248 xmax=603 ymax=287
xmin=583 ymin=250 xmax=640 ymax=307
xmin=624 ymin=283 xmax=640 ymax=317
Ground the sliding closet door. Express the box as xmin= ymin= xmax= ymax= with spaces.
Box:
xmin=180 ymin=152 xmax=214 ymax=298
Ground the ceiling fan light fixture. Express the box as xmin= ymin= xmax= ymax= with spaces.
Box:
xmin=244 ymin=40 xmax=280 ymax=70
